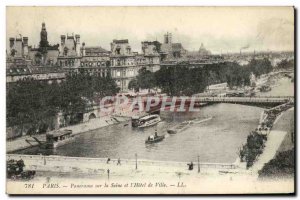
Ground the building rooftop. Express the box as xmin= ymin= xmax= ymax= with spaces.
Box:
xmin=113 ymin=39 xmax=129 ymax=44
xmin=85 ymin=46 xmax=109 ymax=54
xmin=171 ymin=43 xmax=184 ymax=51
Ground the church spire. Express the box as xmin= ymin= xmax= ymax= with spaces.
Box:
xmin=39 ymin=22 xmax=49 ymax=48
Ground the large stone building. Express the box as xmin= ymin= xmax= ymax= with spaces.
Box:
xmin=7 ymin=23 xmax=60 ymax=67
xmin=28 ymin=23 xmax=60 ymax=66
xmin=6 ymin=66 xmax=65 ymax=85
xmin=109 ymin=39 xmax=161 ymax=91
xmin=57 ymin=34 xmax=81 ymax=73
xmin=110 ymin=39 xmax=137 ymax=91
xmin=79 ymin=46 xmax=111 ymax=76
xmin=198 ymin=43 xmax=212 ymax=56
xmin=7 ymin=22 xmax=164 ymax=91
xmin=141 ymin=41 xmax=161 ymax=72
xmin=57 ymin=33 xmax=111 ymax=76
xmin=6 ymin=36 xmax=31 ymax=69
xmin=6 ymin=23 xmax=64 ymax=84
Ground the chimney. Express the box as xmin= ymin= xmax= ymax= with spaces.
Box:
xmin=60 ymin=35 xmax=66 ymax=56
xmin=168 ymin=33 xmax=172 ymax=44
xmin=61 ymin=35 xmax=66 ymax=45
xmin=9 ymin=38 xmax=15 ymax=56
xmin=23 ymin=37 xmax=29 ymax=57
xmin=15 ymin=37 xmax=23 ymax=57
xmin=75 ymin=35 xmax=80 ymax=56
xmin=75 ymin=34 xmax=80 ymax=44
xmin=81 ymin=42 xmax=86 ymax=56
xmin=9 ymin=37 xmax=15 ymax=48
xmin=164 ymin=33 xmax=168 ymax=44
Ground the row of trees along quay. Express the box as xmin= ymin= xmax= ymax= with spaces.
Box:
xmin=7 ymin=57 xmax=279 ymax=137
xmin=7 ymin=74 xmax=119 ymax=136
xmin=238 ymin=102 xmax=294 ymax=169
xmin=129 ymin=58 xmax=273 ymax=96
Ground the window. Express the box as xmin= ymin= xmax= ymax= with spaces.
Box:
xmin=126 ymin=46 xmax=131 ymax=54
xmin=64 ymin=48 xmax=68 ymax=56
xmin=116 ymin=71 xmax=121 ymax=77
xmin=115 ymin=46 xmax=121 ymax=55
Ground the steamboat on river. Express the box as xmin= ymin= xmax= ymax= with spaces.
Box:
xmin=45 ymin=130 xmax=75 ymax=149
xmin=132 ymin=114 xmax=161 ymax=128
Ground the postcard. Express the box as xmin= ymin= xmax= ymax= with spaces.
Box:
xmin=6 ymin=6 xmax=295 ymax=195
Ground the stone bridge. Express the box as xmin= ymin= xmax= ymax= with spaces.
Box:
xmin=141 ymin=96 xmax=294 ymax=113
xmin=82 ymin=96 xmax=294 ymax=118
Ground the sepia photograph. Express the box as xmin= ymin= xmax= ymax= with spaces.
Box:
xmin=5 ymin=6 xmax=295 ymax=195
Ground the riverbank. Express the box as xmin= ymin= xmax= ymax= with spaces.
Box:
xmin=250 ymin=107 xmax=294 ymax=176
xmin=6 ymin=115 xmax=130 ymax=153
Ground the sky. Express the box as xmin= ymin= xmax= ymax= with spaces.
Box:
xmin=6 ymin=6 xmax=294 ymax=54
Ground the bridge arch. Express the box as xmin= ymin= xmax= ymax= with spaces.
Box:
xmin=88 ymin=113 xmax=96 ymax=120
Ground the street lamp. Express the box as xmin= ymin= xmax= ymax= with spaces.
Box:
xmin=135 ymin=153 xmax=138 ymax=170
xmin=198 ymin=136 xmax=200 ymax=173
xmin=198 ymin=155 xmax=200 ymax=173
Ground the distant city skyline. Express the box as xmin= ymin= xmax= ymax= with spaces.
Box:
xmin=7 ymin=7 xmax=294 ymax=54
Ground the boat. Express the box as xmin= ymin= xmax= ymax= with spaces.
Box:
xmin=45 ymin=129 xmax=75 ymax=149
xmin=167 ymin=117 xmax=213 ymax=134
xmin=137 ymin=114 xmax=161 ymax=128
xmin=167 ymin=121 xmax=190 ymax=134
xmin=259 ymin=85 xmax=271 ymax=92
xmin=145 ymin=135 xmax=165 ymax=144
xmin=192 ymin=116 xmax=213 ymax=124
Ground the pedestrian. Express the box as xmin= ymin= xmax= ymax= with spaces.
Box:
xmin=187 ymin=161 xmax=194 ymax=170
xmin=117 ymin=158 xmax=121 ymax=165
xmin=107 ymin=169 xmax=110 ymax=180
xmin=155 ymin=129 xmax=158 ymax=138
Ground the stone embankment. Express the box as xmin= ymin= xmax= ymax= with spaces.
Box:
xmin=7 ymin=115 xmax=129 ymax=153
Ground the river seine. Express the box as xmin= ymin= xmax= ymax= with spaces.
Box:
xmin=17 ymin=103 xmax=264 ymax=163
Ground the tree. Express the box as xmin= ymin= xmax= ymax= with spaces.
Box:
xmin=276 ymin=59 xmax=294 ymax=69
xmin=128 ymin=78 xmax=139 ymax=92
xmin=7 ymin=73 xmax=120 ymax=134
xmin=136 ymin=67 xmax=156 ymax=90
xmin=247 ymin=58 xmax=273 ymax=77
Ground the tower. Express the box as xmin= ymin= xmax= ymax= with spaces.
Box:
xmin=40 ymin=22 xmax=49 ymax=48
xmin=164 ymin=32 xmax=172 ymax=44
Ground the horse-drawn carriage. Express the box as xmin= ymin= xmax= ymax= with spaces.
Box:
xmin=7 ymin=159 xmax=36 ymax=180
